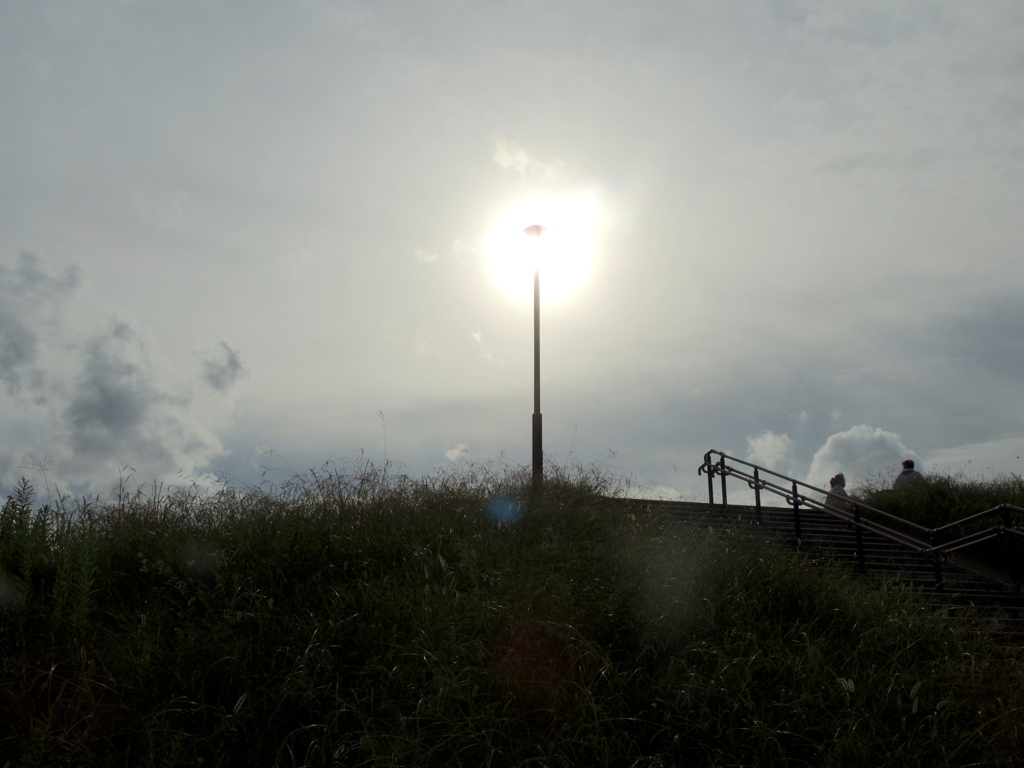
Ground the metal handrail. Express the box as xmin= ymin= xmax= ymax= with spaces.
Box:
xmin=701 ymin=451 xmax=935 ymax=535
xmin=699 ymin=449 xmax=1023 ymax=587
xmin=701 ymin=455 xmax=932 ymax=550
xmin=931 ymin=503 xmax=1024 ymax=535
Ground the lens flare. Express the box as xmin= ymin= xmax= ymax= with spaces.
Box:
xmin=487 ymin=494 xmax=524 ymax=525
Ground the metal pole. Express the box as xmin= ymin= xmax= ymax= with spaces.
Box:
xmin=719 ymin=455 xmax=728 ymax=507
xmin=791 ymin=480 xmax=802 ymax=542
xmin=854 ymin=504 xmax=865 ymax=574
xmin=532 ymin=268 xmax=543 ymax=497
xmin=754 ymin=468 xmax=763 ymax=524
xmin=706 ymin=453 xmax=714 ymax=504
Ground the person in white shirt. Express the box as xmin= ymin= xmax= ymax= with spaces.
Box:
xmin=893 ymin=459 xmax=924 ymax=489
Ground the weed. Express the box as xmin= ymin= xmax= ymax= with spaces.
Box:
xmin=853 ymin=471 xmax=1024 ymax=536
xmin=0 ymin=462 xmax=1021 ymax=766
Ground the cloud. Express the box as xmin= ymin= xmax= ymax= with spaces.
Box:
xmin=469 ymin=331 xmax=503 ymax=365
xmin=746 ymin=430 xmax=793 ymax=470
xmin=66 ymin=322 xmax=164 ymax=458
xmin=383 ymin=321 xmax=441 ymax=357
xmin=0 ymin=313 xmax=35 ymax=395
xmin=200 ymin=341 xmax=249 ymax=391
xmin=450 ymin=238 xmax=476 ymax=264
xmin=57 ymin=320 xmax=227 ymax=486
xmin=807 ymin=425 xmax=917 ymax=489
xmin=922 ymin=438 xmax=1024 ymax=478
xmin=414 ymin=240 xmax=473 ymax=265
xmin=0 ymin=252 xmax=78 ymax=395
xmin=492 ymin=134 xmax=562 ymax=179
xmin=411 ymin=330 xmax=439 ymax=357
xmin=445 ymin=443 xmax=469 ymax=462
xmin=0 ymin=253 xmax=241 ymax=497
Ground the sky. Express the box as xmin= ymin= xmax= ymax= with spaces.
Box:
xmin=2 ymin=1 xmax=1024 ymax=505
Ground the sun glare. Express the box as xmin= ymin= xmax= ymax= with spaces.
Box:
xmin=485 ymin=195 xmax=598 ymax=302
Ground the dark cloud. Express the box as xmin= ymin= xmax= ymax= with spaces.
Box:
xmin=0 ymin=252 xmax=78 ymax=394
xmin=0 ymin=312 xmax=35 ymax=394
xmin=0 ymin=251 xmax=238 ymax=496
xmin=65 ymin=321 xmax=165 ymax=459
xmin=5 ymin=251 xmax=79 ymax=294
xmin=200 ymin=341 xmax=248 ymax=391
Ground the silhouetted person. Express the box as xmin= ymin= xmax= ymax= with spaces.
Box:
xmin=824 ymin=473 xmax=850 ymax=510
xmin=893 ymin=459 xmax=924 ymax=489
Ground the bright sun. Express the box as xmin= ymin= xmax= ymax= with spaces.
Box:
xmin=484 ymin=195 xmax=598 ymax=302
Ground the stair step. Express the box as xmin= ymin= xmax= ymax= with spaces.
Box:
xmin=624 ymin=498 xmax=1024 ymax=639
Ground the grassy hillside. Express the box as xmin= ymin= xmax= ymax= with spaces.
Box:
xmin=1 ymin=463 xmax=1022 ymax=767
xmin=852 ymin=471 xmax=1024 ymax=536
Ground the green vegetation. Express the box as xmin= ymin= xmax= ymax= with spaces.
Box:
xmin=1 ymin=463 xmax=1022 ymax=767
xmin=853 ymin=471 xmax=1024 ymax=537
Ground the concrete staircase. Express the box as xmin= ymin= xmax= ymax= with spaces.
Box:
xmin=626 ymin=498 xmax=1024 ymax=641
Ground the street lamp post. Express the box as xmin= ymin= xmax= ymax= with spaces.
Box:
xmin=524 ymin=224 xmax=546 ymax=499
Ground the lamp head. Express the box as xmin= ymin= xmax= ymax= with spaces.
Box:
xmin=484 ymin=194 xmax=597 ymax=301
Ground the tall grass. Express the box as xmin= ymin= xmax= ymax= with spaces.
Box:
xmin=853 ymin=471 xmax=1024 ymax=535
xmin=1 ymin=461 xmax=1022 ymax=766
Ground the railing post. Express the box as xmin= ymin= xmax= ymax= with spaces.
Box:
xmin=995 ymin=528 xmax=1021 ymax=589
xmin=753 ymin=468 xmax=763 ymax=524
xmin=719 ymin=455 xmax=728 ymax=507
xmin=932 ymin=555 xmax=944 ymax=591
xmin=706 ymin=454 xmax=714 ymax=505
xmin=994 ymin=510 xmax=1014 ymax=585
xmin=791 ymin=480 xmax=802 ymax=542
xmin=854 ymin=503 xmax=865 ymax=574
